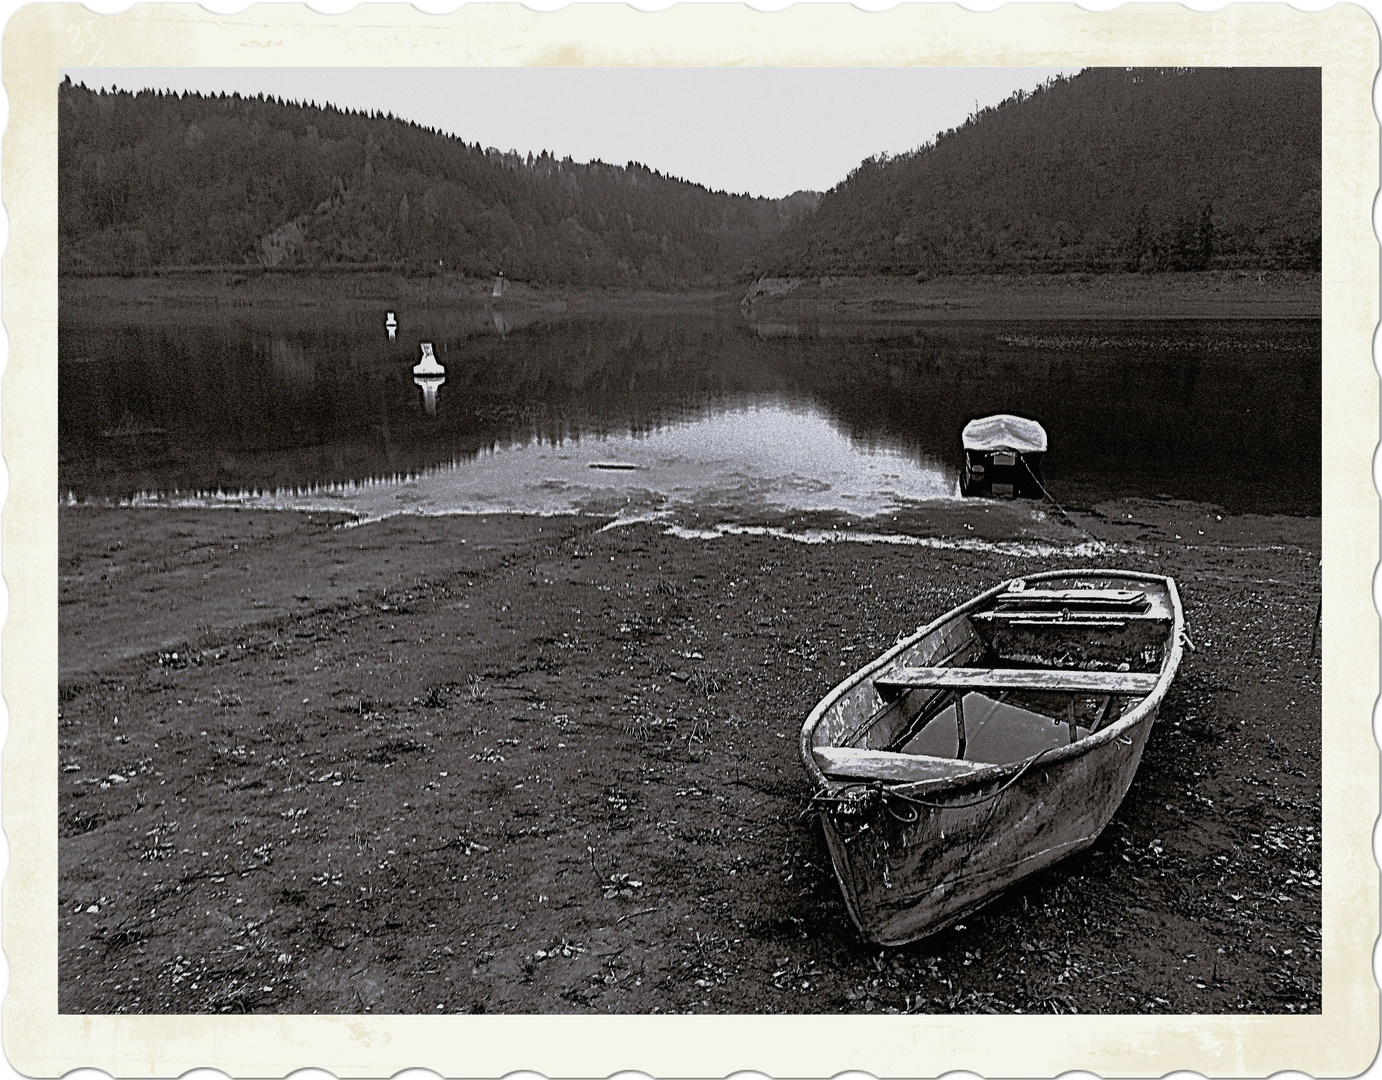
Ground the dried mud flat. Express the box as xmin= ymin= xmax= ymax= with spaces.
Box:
xmin=58 ymin=500 xmax=1321 ymax=1015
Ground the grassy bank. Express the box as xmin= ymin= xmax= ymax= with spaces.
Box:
xmin=59 ymin=500 xmax=1320 ymax=1014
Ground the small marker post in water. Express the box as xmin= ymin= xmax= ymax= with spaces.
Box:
xmin=412 ymin=342 xmax=445 ymax=415
xmin=385 ymin=311 xmax=397 ymax=340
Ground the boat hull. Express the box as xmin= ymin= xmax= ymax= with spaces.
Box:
xmin=818 ymin=703 xmax=1156 ymax=945
xmin=801 ymin=569 xmax=1182 ymax=945
xmin=959 ymin=449 xmax=1044 ymax=498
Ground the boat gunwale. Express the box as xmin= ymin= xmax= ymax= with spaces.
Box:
xmin=799 ymin=568 xmax=1184 ymax=797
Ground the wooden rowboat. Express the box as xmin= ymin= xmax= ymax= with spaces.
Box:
xmin=800 ymin=569 xmax=1184 ymax=945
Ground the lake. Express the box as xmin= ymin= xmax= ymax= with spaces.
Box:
xmin=59 ymin=311 xmax=1321 ymax=521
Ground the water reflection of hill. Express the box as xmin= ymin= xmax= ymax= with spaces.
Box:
xmin=60 ymin=315 xmax=793 ymax=500
xmin=790 ymin=320 xmax=1320 ymax=513
xmin=59 ymin=314 xmax=1319 ymax=515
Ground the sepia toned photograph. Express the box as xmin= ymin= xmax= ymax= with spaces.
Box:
xmin=52 ymin=59 xmax=1324 ymax=1022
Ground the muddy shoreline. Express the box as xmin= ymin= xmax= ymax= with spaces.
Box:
xmin=57 ymin=497 xmax=1321 ymax=1015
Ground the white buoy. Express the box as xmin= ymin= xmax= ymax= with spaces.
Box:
xmin=412 ymin=342 xmax=444 ymax=376
xmin=492 ymin=272 xmax=506 ymax=299
xmin=386 ymin=311 xmax=397 ymax=340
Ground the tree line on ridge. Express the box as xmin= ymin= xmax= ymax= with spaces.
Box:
xmin=60 ymin=67 xmax=1319 ymax=285
xmin=755 ymin=67 xmax=1320 ymax=278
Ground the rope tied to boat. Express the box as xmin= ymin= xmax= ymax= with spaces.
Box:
xmin=805 ymin=747 xmax=1063 ymax=821
xmin=1020 ymin=458 xmax=1097 ymax=541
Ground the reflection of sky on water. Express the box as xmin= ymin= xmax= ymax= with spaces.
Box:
xmin=131 ymin=403 xmax=958 ymax=522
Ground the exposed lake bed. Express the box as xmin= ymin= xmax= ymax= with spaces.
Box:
xmin=58 ymin=494 xmax=1320 ymax=1014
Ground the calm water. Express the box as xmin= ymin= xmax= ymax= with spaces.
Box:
xmin=59 ymin=311 xmax=1321 ymax=520
xmin=902 ymin=692 xmax=1094 ymax=763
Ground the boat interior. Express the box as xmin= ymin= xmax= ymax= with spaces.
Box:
xmin=812 ymin=578 xmax=1177 ymax=782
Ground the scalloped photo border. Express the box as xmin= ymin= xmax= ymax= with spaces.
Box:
xmin=2 ymin=3 xmax=1376 ymax=1076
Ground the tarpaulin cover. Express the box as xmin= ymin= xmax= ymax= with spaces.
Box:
xmin=962 ymin=414 xmax=1048 ymax=454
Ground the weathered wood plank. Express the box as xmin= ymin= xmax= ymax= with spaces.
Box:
xmin=974 ymin=610 xmax=1170 ymax=625
xmin=875 ymin=666 xmax=1159 ymax=695
xmin=814 ymin=746 xmax=988 ymax=783
xmin=993 ymin=588 xmax=1147 ymax=609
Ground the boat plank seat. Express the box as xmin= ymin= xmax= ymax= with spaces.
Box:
xmin=993 ymin=588 xmax=1148 ymax=610
xmin=972 ymin=611 xmax=1166 ymax=627
xmin=875 ymin=666 xmax=1160 ymax=695
xmin=814 ymin=746 xmax=989 ymax=784
xmin=972 ymin=610 xmax=1170 ymax=626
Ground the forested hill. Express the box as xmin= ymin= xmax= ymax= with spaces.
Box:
xmin=58 ymin=80 xmax=819 ymax=286
xmin=756 ymin=68 xmax=1320 ymax=278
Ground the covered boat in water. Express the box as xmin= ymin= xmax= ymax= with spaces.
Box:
xmin=960 ymin=414 xmax=1047 ymax=497
xmin=800 ymin=569 xmax=1184 ymax=945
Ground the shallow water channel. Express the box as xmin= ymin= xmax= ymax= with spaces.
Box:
xmin=60 ymin=310 xmax=1320 ymax=520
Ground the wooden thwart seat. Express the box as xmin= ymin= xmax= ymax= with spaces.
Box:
xmin=874 ymin=666 xmax=1160 ymax=696
xmin=814 ymin=746 xmax=989 ymax=784
xmin=972 ymin=610 xmax=1169 ymax=626
xmin=993 ymin=588 xmax=1148 ymax=610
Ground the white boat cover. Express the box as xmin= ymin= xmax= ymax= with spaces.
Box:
xmin=962 ymin=414 xmax=1047 ymax=454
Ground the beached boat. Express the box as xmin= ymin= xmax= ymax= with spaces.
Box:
xmin=960 ymin=414 xmax=1046 ymax=497
xmin=800 ymin=569 xmax=1184 ymax=945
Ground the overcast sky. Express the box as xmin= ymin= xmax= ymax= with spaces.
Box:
xmin=63 ymin=66 xmax=1079 ymax=198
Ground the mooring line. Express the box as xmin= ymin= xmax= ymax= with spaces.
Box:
xmin=1021 ymin=459 xmax=1098 ymax=541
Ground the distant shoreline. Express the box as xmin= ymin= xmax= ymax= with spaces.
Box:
xmin=58 ymin=271 xmax=729 ymax=329
xmin=60 ymin=268 xmax=1321 ymax=324
xmin=740 ymin=269 xmax=1321 ymax=322
xmin=58 ymin=497 xmax=1321 ymax=1013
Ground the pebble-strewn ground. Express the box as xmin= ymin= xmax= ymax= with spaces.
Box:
xmin=58 ymin=499 xmax=1320 ymax=1014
